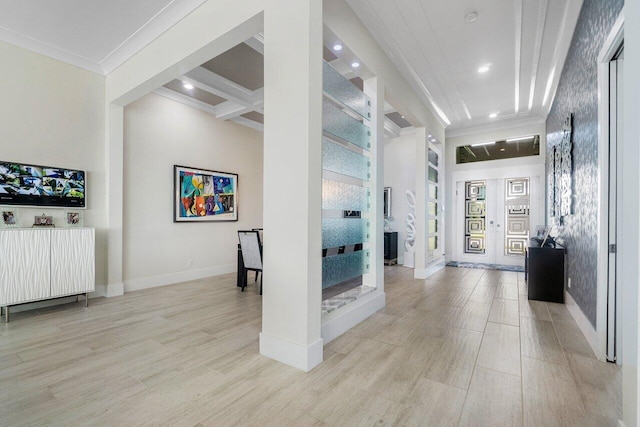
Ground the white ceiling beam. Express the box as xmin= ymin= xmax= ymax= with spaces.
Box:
xmin=231 ymin=116 xmax=264 ymax=132
xmin=184 ymin=67 xmax=254 ymax=106
xmin=244 ymin=34 xmax=264 ymax=55
xmin=384 ymin=117 xmax=402 ymax=138
xmin=214 ymin=101 xmax=255 ymax=120
xmin=153 ymin=86 xmax=219 ymax=116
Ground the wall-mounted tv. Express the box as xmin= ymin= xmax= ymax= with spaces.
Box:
xmin=0 ymin=161 xmax=86 ymax=208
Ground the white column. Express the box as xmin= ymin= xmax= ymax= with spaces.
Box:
xmin=260 ymin=0 xmax=323 ymax=372
xmin=363 ymin=77 xmax=384 ymax=290
xmin=413 ymin=128 xmax=428 ymax=279
xmin=105 ymin=104 xmax=124 ymax=297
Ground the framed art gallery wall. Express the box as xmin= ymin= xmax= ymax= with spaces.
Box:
xmin=122 ymin=93 xmax=263 ymax=291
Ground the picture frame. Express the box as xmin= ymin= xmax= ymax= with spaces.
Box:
xmin=535 ymin=225 xmax=550 ymax=240
xmin=1 ymin=210 xmax=19 ymax=228
xmin=174 ymin=165 xmax=238 ymax=222
xmin=66 ymin=211 xmax=83 ymax=227
xmin=33 ymin=213 xmax=54 ymax=227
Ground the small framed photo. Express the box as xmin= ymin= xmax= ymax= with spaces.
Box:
xmin=33 ymin=214 xmax=54 ymax=227
xmin=1 ymin=210 xmax=19 ymax=228
xmin=535 ymin=225 xmax=550 ymax=240
xmin=66 ymin=211 xmax=83 ymax=227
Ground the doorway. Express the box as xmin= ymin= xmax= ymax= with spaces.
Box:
xmin=454 ymin=174 xmax=542 ymax=268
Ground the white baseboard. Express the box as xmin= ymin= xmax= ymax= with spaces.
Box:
xmin=414 ymin=259 xmax=446 ymax=279
xmin=565 ymin=290 xmax=600 ymax=358
xmin=123 ymin=263 xmax=236 ymax=293
xmin=259 ymin=332 xmax=323 ymax=372
xmin=105 ymin=282 xmax=124 ymax=297
xmin=93 ymin=284 xmax=106 ymax=298
xmin=321 ymin=290 xmax=386 ymax=344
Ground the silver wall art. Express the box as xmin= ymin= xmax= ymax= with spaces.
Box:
xmin=549 ymin=113 xmax=573 ymax=220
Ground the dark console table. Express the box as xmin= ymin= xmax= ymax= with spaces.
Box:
xmin=526 ymin=244 xmax=565 ymax=303
xmin=384 ymin=232 xmax=398 ymax=265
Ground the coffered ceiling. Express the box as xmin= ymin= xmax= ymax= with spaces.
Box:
xmin=0 ymin=0 xmax=583 ymax=135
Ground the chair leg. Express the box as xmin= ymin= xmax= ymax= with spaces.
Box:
xmin=259 ymin=272 xmax=263 ymax=295
xmin=254 ymin=271 xmax=258 ymax=282
xmin=241 ymin=268 xmax=247 ymax=292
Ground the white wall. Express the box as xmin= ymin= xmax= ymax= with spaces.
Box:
xmin=622 ymin=3 xmax=640 ymax=425
xmin=0 ymin=40 xmax=107 ymax=289
xmin=445 ymin=122 xmax=546 ymax=263
xmin=384 ymin=132 xmax=417 ymax=264
xmin=122 ymin=93 xmax=263 ymax=291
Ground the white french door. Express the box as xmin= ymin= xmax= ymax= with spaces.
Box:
xmin=455 ymin=175 xmax=541 ymax=267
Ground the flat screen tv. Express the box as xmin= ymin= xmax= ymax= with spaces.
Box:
xmin=0 ymin=161 xmax=86 ymax=208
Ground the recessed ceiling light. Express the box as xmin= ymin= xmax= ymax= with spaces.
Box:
xmin=401 ymin=115 xmax=405 ymax=119
xmin=333 ymin=44 xmax=343 ymax=51
xmin=500 ymin=148 xmax=506 ymax=152
xmin=428 ymin=134 xmax=432 ymax=138
xmin=183 ymin=82 xmax=194 ymax=90
xmin=478 ymin=65 xmax=490 ymax=73
xmin=351 ymin=61 xmax=360 ymax=68
xmin=489 ymin=112 xmax=498 ymax=119
xmin=465 ymin=12 xmax=478 ymax=23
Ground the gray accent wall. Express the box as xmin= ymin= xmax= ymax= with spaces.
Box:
xmin=546 ymin=0 xmax=623 ymax=327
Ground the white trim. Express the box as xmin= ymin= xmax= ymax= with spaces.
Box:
xmin=565 ymin=290 xmax=600 ymax=358
xmin=446 ymin=116 xmax=546 ymax=139
xmin=596 ymin=11 xmax=625 ymax=362
xmin=619 ymin=420 xmax=626 ymax=427
xmin=105 ymin=282 xmax=124 ymax=297
xmin=123 ymin=263 xmax=235 ymax=293
xmin=259 ymin=333 xmax=323 ymax=372
xmin=414 ymin=259 xmax=446 ymax=279
xmin=321 ymin=290 xmax=386 ymax=344
xmin=230 ymin=116 xmax=264 ymax=132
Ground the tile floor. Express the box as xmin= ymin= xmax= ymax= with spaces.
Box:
xmin=0 ymin=266 xmax=621 ymax=426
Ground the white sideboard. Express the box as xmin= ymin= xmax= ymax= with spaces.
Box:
xmin=0 ymin=228 xmax=95 ymax=321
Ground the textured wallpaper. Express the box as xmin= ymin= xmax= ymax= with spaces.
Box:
xmin=546 ymin=0 xmax=623 ymax=327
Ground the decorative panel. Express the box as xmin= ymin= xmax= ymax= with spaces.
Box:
xmin=322 ymin=61 xmax=371 ymax=120
xmin=428 ymin=148 xmax=439 ymax=167
xmin=322 ymin=250 xmax=369 ymax=289
xmin=50 ymin=229 xmax=96 ymax=296
xmin=428 ymin=184 xmax=437 ymax=200
xmin=322 ymin=101 xmax=371 ymax=150
xmin=322 ymin=179 xmax=369 ymax=212
xmin=464 ymin=180 xmax=486 ymax=254
xmin=504 ymin=178 xmax=530 ymax=256
xmin=322 ymin=138 xmax=370 ymax=181
xmin=428 ymin=202 xmax=437 ymax=217
xmin=322 ymin=218 xmax=368 ymax=249
xmin=546 ymin=0 xmax=623 ymax=327
xmin=428 ymin=236 xmax=437 ymax=251
xmin=428 ymin=166 xmax=438 ymax=183
xmin=428 ymin=219 xmax=437 ymax=234
xmin=0 ymin=229 xmax=51 ymax=305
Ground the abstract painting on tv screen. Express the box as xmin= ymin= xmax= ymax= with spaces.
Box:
xmin=174 ymin=165 xmax=238 ymax=222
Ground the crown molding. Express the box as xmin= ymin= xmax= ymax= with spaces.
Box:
xmin=445 ymin=115 xmax=546 ymax=139
xmin=0 ymin=27 xmax=103 ymax=74
xmin=99 ymin=0 xmax=206 ymax=74
xmin=0 ymin=0 xmax=206 ymax=75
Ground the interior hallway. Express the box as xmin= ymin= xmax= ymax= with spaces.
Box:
xmin=0 ymin=266 xmax=620 ymax=426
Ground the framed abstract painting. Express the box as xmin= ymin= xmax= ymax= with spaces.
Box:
xmin=174 ymin=165 xmax=238 ymax=222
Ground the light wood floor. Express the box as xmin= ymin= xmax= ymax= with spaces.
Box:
xmin=0 ymin=266 xmax=621 ymax=426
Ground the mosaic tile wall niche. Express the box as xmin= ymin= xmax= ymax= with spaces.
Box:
xmin=546 ymin=0 xmax=623 ymax=327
